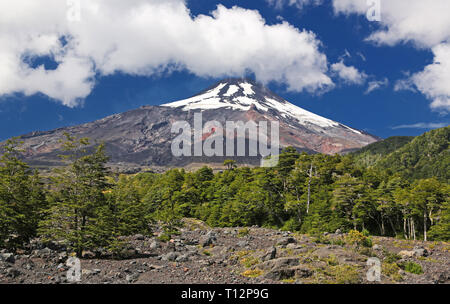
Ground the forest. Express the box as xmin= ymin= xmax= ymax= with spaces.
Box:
xmin=0 ymin=126 xmax=448 ymax=257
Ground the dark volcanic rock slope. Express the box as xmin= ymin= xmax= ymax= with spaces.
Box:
xmin=12 ymin=79 xmax=379 ymax=168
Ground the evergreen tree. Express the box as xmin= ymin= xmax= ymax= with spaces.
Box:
xmin=0 ymin=138 xmax=46 ymax=250
xmin=39 ymin=134 xmax=110 ymax=257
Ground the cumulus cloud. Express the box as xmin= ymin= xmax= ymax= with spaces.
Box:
xmin=332 ymin=0 xmax=450 ymax=112
xmin=330 ymin=61 xmax=367 ymax=85
xmin=391 ymin=122 xmax=448 ymax=130
xmin=409 ymin=44 xmax=450 ymax=112
xmin=333 ymin=0 xmax=450 ymax=48
xmin=0 ymin=0 xmax=335 ymax=107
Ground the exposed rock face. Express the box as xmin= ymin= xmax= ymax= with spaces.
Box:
xmin=7 ymin=79 xmax=379 ymax=169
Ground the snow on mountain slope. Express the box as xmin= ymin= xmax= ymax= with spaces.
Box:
xmin=162 ymin=79 xmax=359 ymax=132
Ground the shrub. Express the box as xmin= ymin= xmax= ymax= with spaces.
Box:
xmin=400 ymin=261 xmax=423 ymax=275
xmin=362 ymin=229 xmax=370 ymax=237
xmin=345 ymin=230 xmax=373 ymax=248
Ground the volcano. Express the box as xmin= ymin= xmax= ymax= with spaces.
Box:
xmin=10 ymin=78 xmax=379 ymax=171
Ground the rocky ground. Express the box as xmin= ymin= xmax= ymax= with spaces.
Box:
xmin=1 ymin=219 xmax=449 ymax=284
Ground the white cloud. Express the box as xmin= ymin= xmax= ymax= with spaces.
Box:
xmin=0 ymin=0 xmax=335 ymax=106
xmin=392 ymin=122 xmax=448 ymax=130
xmin=365 ymin=78 xmax=389 ymax=94
xmin=330 ymin=61 xmax=367 ymax=85
xmin=333 ymin=0 xmax=450 ymax=48
xmin=332 ymin=0 xmax=450 ymax=112
xmin=409 ymin=44 xmax=450 ymax=112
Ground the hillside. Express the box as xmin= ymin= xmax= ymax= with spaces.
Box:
xmin=351 ymin=126 xmax=449 ymax=182
xmin=351 ymin=136 xmax=414 ymax=167
xmin=376 ymin=126 xmax=449 ymax=182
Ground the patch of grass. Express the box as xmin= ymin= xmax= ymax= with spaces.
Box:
xmin=231 ymin=250 xmax=250 ymax=260
xmin=323 ymin=265 xmax=361 ymax=284
xmin=417 ymin=256 xmax=438 ymax=263
xmin=393 ymin=240 xmax=413 ymax=249
xmin=240 ymin=255 xmax=261 ymax=268
xmin=382 ymin=263 xmax=403 ymax=282
xmin=324 ymin=254 xmax=339 ymax=266
xmin=400 ymin=261 xmax=423 ymax=275
xmin=241 ymin=268 xmax=263 ymax=278
xmin=281 ymin=278 xmax=296 ymax=283
xmin=237 ymin=227 xmax=250 ymax=237
xmin=202 ymin=250 xmax=212 ymax=256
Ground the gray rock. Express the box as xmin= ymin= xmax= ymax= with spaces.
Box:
xmin=413 ymin=246 xmax=428 ymax=257
xmin=262 ymin=247 xmax=277 ymax=261
xmin=372 ymin=244 xmax=382 ymax=250
xmin=134 ymin=234 xmax=145 ymax=240
xmin=34 ymin=247 xmax=53 ymax=258
xmin=6 ymin=267 xmax=21 ymax=278
xmin=150 ymin=240 xmax=160 ymax=250
xmin=161 ymin=252 xmax=179 ymax=262
xmin=276 ymin=237 xmax=297 ymax=246
xmin=259 ymin=257 xmax=300 ymax=271
xmin=200 ymin=231 xmax=217 ymax=247
xmin=0 ymin=253 xmax=15 ymax=264
xmin=236 ymin=240 xmax=249 ymax=248
xmin=335 ymin=229 xmax=342 ymax=235
xmin=263 ymin=268 xmax=295 ymax=281
xmin=126 ymin=273 xmax=140 ymax=283
xmin=286 ymin=243 xmax=302 ymax=250
xmin=176 ymin=254 xmax=189 ymax=262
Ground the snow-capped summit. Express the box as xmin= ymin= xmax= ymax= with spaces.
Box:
xmin=163 ymin=78 xmax=360 ymax=133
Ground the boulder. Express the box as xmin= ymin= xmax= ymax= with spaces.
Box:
xmin=399 ymin=250 xmax=415 ymax=258
xmin=276 ymin=237 xmax=297 ymax=246
xmin=161 ymin=252 xmax=179 ymax=262
xmin=200 ymin=231 xmax=217 ymax=247
xmin=126 ymin=273 xmax=140 ymax=283
xmin=259 ymin=257 xmax=300 ymax=271
xmin=413 ymin=246 xmax=428 ymax=257
xmin=263 ymin=268 xmax=295 ymax=281
xmin=0 ymin=253 xmax=15 ymax=264
xmin=262 ymin=247 xmax=277 ymax=261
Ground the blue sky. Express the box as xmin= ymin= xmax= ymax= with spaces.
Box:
xmin=0 ymin=0 xmax=448 ymax=140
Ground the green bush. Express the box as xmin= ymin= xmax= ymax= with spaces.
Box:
xmin=400 ymin=261 xmax=423 ymax=275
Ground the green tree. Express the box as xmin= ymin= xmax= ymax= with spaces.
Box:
xmin=0 ymin=138 xmax=46 ymax=250
xmin=39 ymin=134 xmax=110 ymax=257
